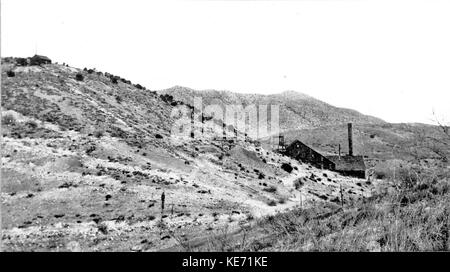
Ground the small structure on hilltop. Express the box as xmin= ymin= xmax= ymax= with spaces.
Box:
xmin=283 ymin=123 xmax=366 ymax=178
xmin=30 ymin=54 xmax=52 ymax=66
xmin=16 ymin=57 xmax=29 ymax=66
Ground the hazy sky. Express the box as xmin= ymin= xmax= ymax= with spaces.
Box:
xmin=2 ymin=0 xmax=449 ymax=124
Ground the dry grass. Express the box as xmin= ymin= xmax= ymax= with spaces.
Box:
xmin=201 ymin=167 xmax=450 ymax=252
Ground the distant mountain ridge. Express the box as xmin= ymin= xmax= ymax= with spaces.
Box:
xmin=159 ymin=86 xmax=385 ymax=136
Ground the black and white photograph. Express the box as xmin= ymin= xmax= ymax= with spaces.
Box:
xmin=1 ymin=0 xmax=449 ymax=257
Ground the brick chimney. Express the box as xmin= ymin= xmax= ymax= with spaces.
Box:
xmin=348 ymin=123 xmax=353 ymax=156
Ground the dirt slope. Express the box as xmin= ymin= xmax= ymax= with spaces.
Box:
xmin=1 ymin=59 xmax=375 ymax=251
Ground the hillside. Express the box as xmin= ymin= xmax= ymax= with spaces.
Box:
xmin=0 ymin=58 xmax=375 ymax=251
xmin=158 ymin=86 xmax=385 ymax=135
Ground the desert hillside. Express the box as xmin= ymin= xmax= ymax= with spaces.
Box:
xmin=159 ymin=86 xmax=385 ymax=135
xmin=1 ymin=58 xmax=375 ymax=251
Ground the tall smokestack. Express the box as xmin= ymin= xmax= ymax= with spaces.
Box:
xmin=348 ymin=123 xmax=353 ymax=156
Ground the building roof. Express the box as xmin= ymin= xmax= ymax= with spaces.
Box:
xmin=326 ymin=155 xmax=366 ymax=171
xmin=286 ymin=140 xmax=336 ymax=165
xmin=31 ymin=54 xmax=51 ymax=61
xmin=286 ymin=140 xmax=316 ymax=153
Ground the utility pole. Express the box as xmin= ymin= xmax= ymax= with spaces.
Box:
xmin=190 ymin=109 xmax=194 ymax=138
xmin=201 ymin=114 xmax=204 ymax=134
xmin=161 ymin=191 xmax=165 ymax=216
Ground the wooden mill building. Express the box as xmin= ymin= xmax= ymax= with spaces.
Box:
xmin=284 ymin=140 xmax=336 ymax=171
xmin=283 ymin=123 xmax=366 ymax=179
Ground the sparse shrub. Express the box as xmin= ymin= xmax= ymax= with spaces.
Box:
xmin=416 ymin=182 xmax=429 ymax=191
xmin=2 ymin=114 xmax=16 ymax=126
xmin=330 ymin=196 xmax=340 ymax=203
xmin=75 ymin=73 xmax=84 ymax=81
xmin=267 ymin=200 xmax=277 ymax=206
xmin=430 ymin=180 xmax=450 ymax=196
xmin=24 ymin=120 xmax=38 ymax=129
xmin=281 ymin=163 xmax=293 ymax=173
xmin=6 ymin=70 xmax=15 ymax=77
xmin=115 ymin=95 xmax=123 ymax=103
xmin=318 ymin=194 xmax=328 ymax=201
xmin=263 ymin=185 xmax=277 ymax=193
xmin=97 ymin=223 xmax=108 ymax=234
xmin=155 ymin=134 xmax=163 ymax=139
xmin=400 ymin=195 xmax=409 ymax=207
xmin=374 ymin=170 xmax=387 ymax=179
xmin=397 ymin=167 xmax=419 ymax=188
xmin=246 ymin=213 xmax=255 ymax=221
xmin=93 ymin=129 xmax=104 ymax=138
xmin=160 ymin=94 xmax=174 ymax=103
xmin=258 ymin=172 xmax=266 ymax=179
xmin=293 ymin=178 xmax=304 ymax=190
